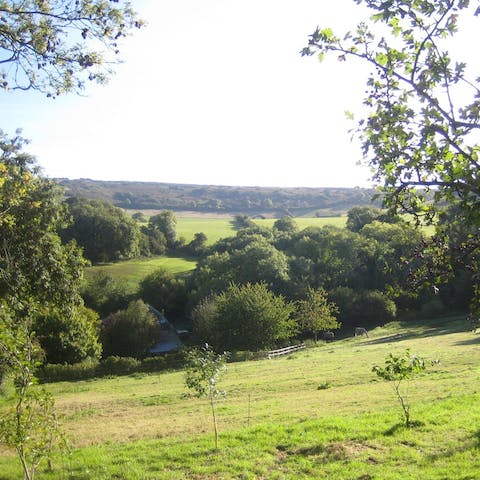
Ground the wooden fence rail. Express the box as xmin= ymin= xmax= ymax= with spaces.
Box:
xmin=266 ymin=343 xmax=306 ymax=359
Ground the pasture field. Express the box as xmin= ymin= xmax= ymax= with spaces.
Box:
xmin=85 ymin=256 xmax=196 ymax=290
xmin=175 ymin=215 xmax=348 ymax=244
xmin=1 ymin=316 xmax=480 ymax=479
xmin=176 ymin=216 xmax=237 ymax=245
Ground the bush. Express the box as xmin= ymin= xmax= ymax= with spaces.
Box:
xmin=38 ymin=359 xmax=99 ymax=382
xmin=420 ymin=298 xmax=445 ymax=318
xmin=96 ymin=356 xmax=141 ymax=376
xmin=101 ymin=299 xmax=161 ymax=358
xmin=38 ymin=351 xmax=188 ymax=383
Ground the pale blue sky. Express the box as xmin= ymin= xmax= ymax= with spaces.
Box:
xmin=4 ymin=0 xmax=471 ymax=189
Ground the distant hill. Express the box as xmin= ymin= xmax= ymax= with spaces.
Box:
xmin=56 ymin=179 xmax=381 ymax=217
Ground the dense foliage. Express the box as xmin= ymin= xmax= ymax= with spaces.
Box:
xmin=303 ymin=0 xmax=480 ymax=312
xmin=61 ymin=197 xmax=140 ymax=263
xmin=192 ymin=283 xmax=296 ymax=351
xmin=101 ymin=300 xmax=161 ymax=358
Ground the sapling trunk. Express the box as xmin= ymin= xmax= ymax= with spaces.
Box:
xmin=210 ymin=391 xmax=219 ymax=450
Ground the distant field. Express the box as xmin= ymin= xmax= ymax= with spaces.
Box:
xmin=85 ymin=256 xmax=196 ymax=291
xmin=2 ymin=316 xmax=479 ymax=479
xmin=255 ymin=216 xmax=347 ymax=230
xmin=176 ymin=217 xmax=237 ymax=244
xmin=176 ymin=215 xmax=347 ymax=244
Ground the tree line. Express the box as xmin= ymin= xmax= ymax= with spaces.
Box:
xmin=57 ymin=178 xmax=380 ymax=215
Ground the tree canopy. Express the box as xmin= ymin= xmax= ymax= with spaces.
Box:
xmin=303 ymin=0 xmax=480 ymax=223
xmin=303 ymin=0 xmax=480 ymax=310
xmin=0 ymin=0 xmax=143 ymax=97
xmin=61 ymin=197 xmax=140 ymax=263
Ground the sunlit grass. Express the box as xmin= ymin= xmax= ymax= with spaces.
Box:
xmin=1 ymin=316 xmax=479 ymax=478
xmin=85 ymin=255 xmax=196 ymax=290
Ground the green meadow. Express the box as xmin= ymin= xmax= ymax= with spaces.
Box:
xmin=1 ymin=316 xmax=479 ymax=479
xmin=175 ymin=215 xmax=348 ymax=244
xmin=85 ymin=256 xmax=196 ymax=291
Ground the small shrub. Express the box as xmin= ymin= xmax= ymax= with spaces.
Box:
xmin=372 ymin=349 xmax=427 ymax=427
xmin=317 ymin=381 xmax=332 ymax=390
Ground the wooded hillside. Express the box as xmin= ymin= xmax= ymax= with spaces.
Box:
xmin=57 ymin=179 xmax=380 ymax=216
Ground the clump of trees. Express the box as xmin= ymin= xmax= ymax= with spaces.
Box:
xmin=61 ymin=197 xmax=140 ymax=263
xmin=0 ymin=0 xmax=143 ymax=475
xmin=101 ymin=300 xmax=161 ymax=359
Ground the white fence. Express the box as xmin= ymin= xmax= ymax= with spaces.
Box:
xmin=266 ymin=343 xmax=306 ymax=359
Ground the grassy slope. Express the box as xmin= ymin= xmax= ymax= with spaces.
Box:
xmin=1 ymin=316 xmax=479 ymax=479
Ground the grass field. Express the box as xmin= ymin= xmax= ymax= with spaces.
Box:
xmin=85 ymin=256 xmax=196 ymax=290
xmin=175 ymin=215 xmax=349 ymax=244
xmin=1 ymin=315 xmax=479 ymax=479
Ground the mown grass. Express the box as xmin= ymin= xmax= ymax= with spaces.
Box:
xmin=1 ymin=316 xmax=479 ymax=479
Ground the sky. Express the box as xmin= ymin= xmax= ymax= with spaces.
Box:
xmin=0 ymin=1 xmax=404 ymax=188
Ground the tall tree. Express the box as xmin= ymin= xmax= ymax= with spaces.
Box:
xmin=101 ymin=299 xmax=161 ymax=359
xmin=0 ymin=0 xmax=143 ymax=97
xmin=295 ymin=287 xmax=339 ymax=343
xmin=148 ymin=211 xmax=177 ymax=249
xmin=193 ymin=282 xmax=296 ymax=351
xmin=0 ymin=3 xmax=142 ymax=474
xmin=303 ymin=0 xmax=480 ymax=309
xmin=0 ymin=132 xmax=86 ymax=479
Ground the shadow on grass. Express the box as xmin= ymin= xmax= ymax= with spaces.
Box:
xmin=424 ymin=429 xmax=480 ymax=463
xmin=363 ymin=321 xmax=468 ymax=346
xmin=384 ymin=420 xmax=425 ymax=436
xmin=453 ymin=335 xmax=480 ymax=346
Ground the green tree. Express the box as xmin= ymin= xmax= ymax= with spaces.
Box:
xmin=358 ymin=220 xmax=424 ymax=292
xmin=61 ymin=197 xmax=140 ymax=263
xmin=295 ymin=287 xmax=340 ymax=343
xmin=184 ymin=344 xmax=229 ymax=450
xmin=346 ymin=206 xmax=383 ymax=232
xmin=192 ymin=236 xmax=290 ymax=301
xmin=185 ymin=231 xmax=208 ymax=256
xmin=81 ymin=270 xmax=131 ymax=318
xmin=0 ymin=0 xmax=143 ymax=97
xmin=34 ymin=305 xmax=102 ymax=364
xmin=137 ymin=268 xmax=187 ymax=321
xmin=148 ymin=211 xmax=177 ymax=248
xmin=0 ymin=134 xmax=88 ymax=478
xmin=101 ymin=300 xmax=161 ymax=359
xmin=303 ymin=0 xmax=480 ymax=309
xmin=1 ymin=2 xmax=141 ymax=475
xmin=289 ymin=226 xmax=363 ymax=289
xmin=273 ymin=216 xmax=298 ymax=233
xmin=194 ymin=283 xmax=296 ymax=351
